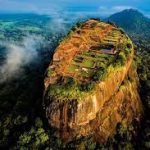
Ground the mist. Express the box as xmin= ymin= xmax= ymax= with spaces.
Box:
xmin=46 ymin=9 xmax=88 ymax=35
xmin=0 ymin=10 xmax=87 ymax=83
xmin=0 ymin=35 xmax=44 ymax=83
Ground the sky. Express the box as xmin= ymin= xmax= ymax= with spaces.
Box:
xmin=0 ymin=0 xmax=150 ymax=17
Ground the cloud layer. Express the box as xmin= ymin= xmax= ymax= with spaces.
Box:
xmin=0 ymin=36 xmax=44 ymax=83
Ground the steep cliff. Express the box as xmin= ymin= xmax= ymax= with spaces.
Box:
xmin=43 ymin=19 xmax=143 ymax=143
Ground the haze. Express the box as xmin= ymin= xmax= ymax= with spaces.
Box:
xmin=0 ymin=0 xmax=150 ymax=17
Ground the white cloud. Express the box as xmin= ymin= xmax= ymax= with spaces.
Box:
xmin=0 ymin=35 xmax=44 ymax=83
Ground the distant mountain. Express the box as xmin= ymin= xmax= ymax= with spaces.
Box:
xmin=107 ymin=9 xmax=150 ymax=37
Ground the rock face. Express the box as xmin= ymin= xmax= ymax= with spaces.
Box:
xmin=43 ymin=19 xmax=143 ymax=143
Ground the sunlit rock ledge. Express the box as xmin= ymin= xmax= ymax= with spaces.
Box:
xmin=43 ymin=19 xmax=143 ymax=142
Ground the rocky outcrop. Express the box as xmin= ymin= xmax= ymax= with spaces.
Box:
xmin=43 ymin=19 xmax=143 ymax=143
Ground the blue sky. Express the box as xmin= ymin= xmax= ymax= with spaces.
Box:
xmin=0 ymin=0 xmax=150 ymax=17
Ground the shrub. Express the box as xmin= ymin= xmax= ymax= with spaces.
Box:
xmin=127 ymin=43 xmax=132 ymax=49
xmin=17 ymin=127 xmax=49 ymax=148
xmin=117 ymin=52 xmax=126 ymax=66
xmin=35 ymin=117 xmax=43 ymax=128
xmin=124 ymin=48 xmax=131 ymax=57
xmin=14 ymin=115 xmax=28 ymax=125
xmin=92 ymin=67 xmax=106 ymax=81
xmin=78 ymin=82 xmax=95 ymax=92
xmin=65 ymin=77 xmax=75 ymax=87
xmin=47 ymin=68 xmax=53 ymax=77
